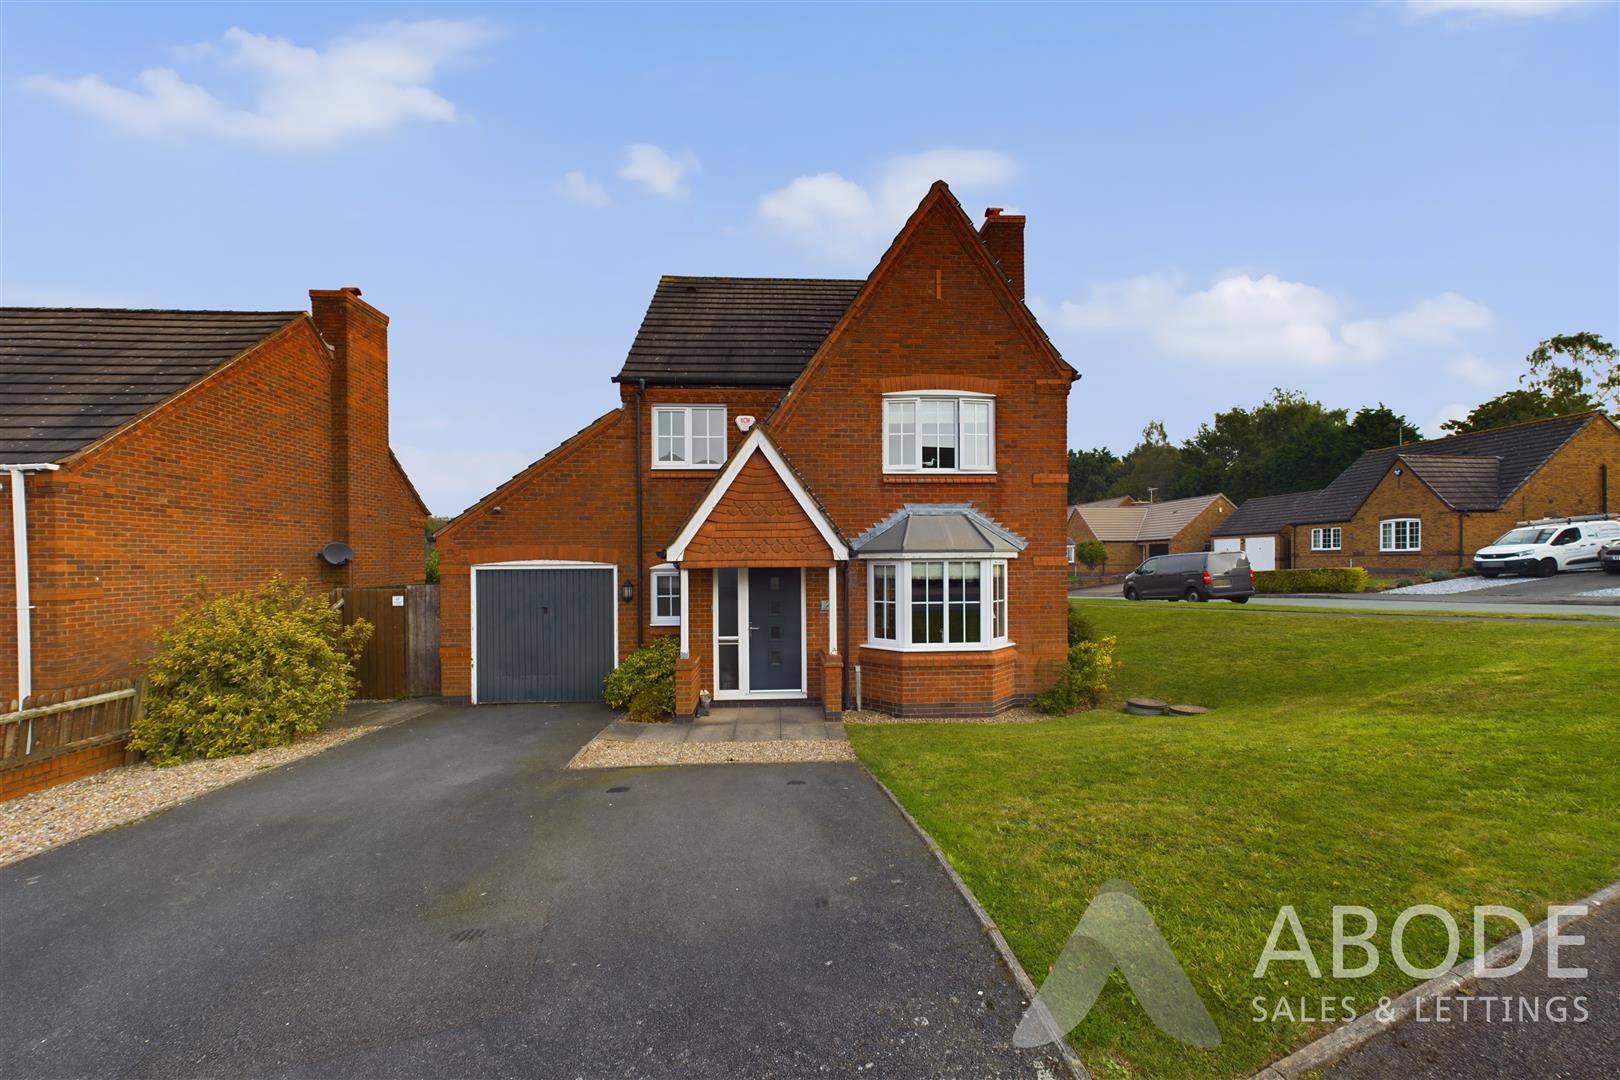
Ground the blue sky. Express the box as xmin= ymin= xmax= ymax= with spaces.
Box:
xmin=3 ymin=1 xmax=1616 ymax=515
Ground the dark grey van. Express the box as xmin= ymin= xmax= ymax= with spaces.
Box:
xmin=1124 ymin=551 xmax=1255 ymax=603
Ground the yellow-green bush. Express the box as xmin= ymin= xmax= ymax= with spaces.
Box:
xmin=129 ymin=578 xmax=371 ymax=766
xmin=1035 ymin=635 xmax=1120 ymax=714
xmin=1253 ymin=567 xmax=1369 ymax=594
xmin=603 ymin=636 xmax=677 ymax=722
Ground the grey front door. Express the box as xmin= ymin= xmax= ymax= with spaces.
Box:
xmin=747 ymin=568 xmax=801 ymax=691
xmin=475 ymin=567 xmax=615 ymax=703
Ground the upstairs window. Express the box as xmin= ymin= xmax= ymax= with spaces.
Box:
xmin=653 ymin=406 xmax=726 ymax=469
xmin=883 ymin=393 xmax=995 ymax=473
xmin=1380 ymin=518 xmax=1421 ymax=552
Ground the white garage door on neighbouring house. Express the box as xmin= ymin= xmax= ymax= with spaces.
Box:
xmin=472 ymin=563 xmax=618 ymax=704
xmin=1243 ymin=537 xmax=1277 ymax=571
xmin=1212 ymin=539 xmax=1242 ymax=554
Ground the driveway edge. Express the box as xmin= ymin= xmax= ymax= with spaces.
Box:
xmin=864 ymin=770 xmax=1092 ymax=1080
xmin=1246 ymin=877 xmax=1620 ymax=1080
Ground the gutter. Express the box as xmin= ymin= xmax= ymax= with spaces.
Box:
xmin=6 ymin=463 xmax=61 ymax=707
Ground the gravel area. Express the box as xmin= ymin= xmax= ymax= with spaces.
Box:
xmin=843 ymin=706 xmax=1047 ymax=725
xmin=1383 ymin=575 xmax=1516 ymax=596
xmin=1577 ymin=586 xmax=1620 ymax=599
xmin=0 ymin=725 xmax=380 ymax=868
xmin=567 ymin=737 xmax=855 ymax=769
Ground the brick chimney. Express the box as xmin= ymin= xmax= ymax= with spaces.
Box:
xmin=309 ymin=287 xmax=390 ymax=581
xmin=978 ymin=207 xmax=1026 ymax=300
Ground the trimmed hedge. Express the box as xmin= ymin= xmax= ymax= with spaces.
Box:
xmin=1253 ymin=567 xmax=1369 ymax=594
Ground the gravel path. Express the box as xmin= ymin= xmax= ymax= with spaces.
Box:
xmin=1577 ymin=586 xmax=1620 ymax=599
xmin=0 ymin=725 xmax=380 ymax=867
xmin=843 ymin=706 xmax=1047 ymax=725
xmin=567 ymin=737 xmax=855 ymax=769
xmin=1384 ymin=575 xmax=1516 ymax=596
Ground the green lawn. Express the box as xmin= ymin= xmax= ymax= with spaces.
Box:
xmin=848 ymin=603 xmax=1619 ymax=1079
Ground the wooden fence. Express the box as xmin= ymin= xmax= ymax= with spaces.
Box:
xmin=0 ymin=679 xmax=143 ymax=799
xmin=335 ymin=583 xmax=440 ymax=700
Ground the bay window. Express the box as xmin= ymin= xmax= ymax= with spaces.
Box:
xmin=866 ymin=558 xmax=1010 ymax=649
xmin=883 ymin=393 xmax=995 ymax=473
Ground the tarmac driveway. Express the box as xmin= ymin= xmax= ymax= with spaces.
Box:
xmin=0 ymin=704 xmax=1059 ymax=1079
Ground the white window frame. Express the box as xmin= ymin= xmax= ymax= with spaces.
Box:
xmin=1310 ymin=527 xmax=1342 ymax=552
xmin=882 ymin=391 xmax=996 ymax=474
xmin=652 ymin=405 xmax=727 ymax=470
xmin=649 ymin=564 xmax=681 ymax=626
xmin=864 ymin=558 xmax=1012 ymax=652
xmin=1380 ymin=518 xmax=1422 ymax=552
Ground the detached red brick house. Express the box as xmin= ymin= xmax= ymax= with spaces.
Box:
xmin=1 ymin=289 xmax=430 ymax=710
xmin=1067 ymin=493 xmax=1236 ymax=574
xmin=1211 ymin=412 xmax=1619 ymax=572
xmin=436 ymin=184 xmax=1076 ymax=717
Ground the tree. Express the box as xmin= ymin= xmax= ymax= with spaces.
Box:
xmin=1067 ymin=447 xmax=1120 ymax=505
xmin=1074 ymin=540 xmax=1107 ymax=571
xmin=1525 ymin=332 xmax=1617 ymax=413
xmin=1109 ymin=421 xmax=1183 ymax=500
xmin=1173 ymin=390 xmax=1346 ymax=503
xmin=1442 ymin=346 xmax=1603 ymax=435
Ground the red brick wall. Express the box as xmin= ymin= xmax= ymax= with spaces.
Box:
xmin=855 ymin=646 xmax=1022 ymax=717
xmin=1292 ymin=418 xmax=1620 ymax=572
xmin=1 ymin=315 xmax=426 ymax=704
xmin=0 ymin=737 xmax=128 ymax=801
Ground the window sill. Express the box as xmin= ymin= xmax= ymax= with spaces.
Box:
xmin=860 ymin=640 xmax=1015 ymax=654
xmin=1379 ymin=549 xmax=1422 ymax=554
xmin=650 ymin=617 xmax=681 ymax=627
xmin=651 ymin=464 xmax=723 ymax=472
xmin=881 ymin=473 xmax=998 ymax=484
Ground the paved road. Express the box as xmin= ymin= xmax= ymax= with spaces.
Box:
xmin=0 ymin=704 xmax=1060 ymax=1079
xmin=1327 ymin=901 xmax=1620 ymax=1079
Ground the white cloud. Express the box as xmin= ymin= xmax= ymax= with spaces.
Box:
xmin=555 ymin=169 xmax=611 ymax=208
xmin=618 ymin=144 xmax=700 ymax=198
xmin=22 ymin=19 xmax=495 ymax=148
xmin=1051 ymin=272 xmax=1491 ymax=367
xmin=1427 ymin=402 xmax=1474 ymax=435
xmin=1447 ymin=353 xmax=1511 ymax=388
xmin=758 ymin=148 xmax=1019 ymax=260
xmin=1406 ymin=0 xmax=1595 ymax=20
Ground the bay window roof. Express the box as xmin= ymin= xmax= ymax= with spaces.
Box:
xmin=852 ymin=504 xmax=1026 ymax=556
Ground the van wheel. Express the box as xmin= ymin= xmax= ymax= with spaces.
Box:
xmin=1539 ymin=558 xmax=1558 ymax=577
xmin=1230 ymin=596 xmax=1249 ymax=604
xmin=1123 ymin=585 xmax=1140 ymax=601
xmin=1185 ymin=586 xmax=1205 ymax=603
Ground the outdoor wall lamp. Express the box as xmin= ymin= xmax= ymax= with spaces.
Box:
xmin=620 ymin=580 xmax=634 ymax=603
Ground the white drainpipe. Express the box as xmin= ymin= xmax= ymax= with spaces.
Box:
xmin=8 ymin=464 xmax=60 ymax=708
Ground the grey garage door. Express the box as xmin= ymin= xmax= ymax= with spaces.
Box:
xmin=474 ymin=567 xmax=616 ymax=703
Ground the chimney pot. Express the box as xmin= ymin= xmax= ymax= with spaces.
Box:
xmin=978 ymin=209 xmax=1026 ymax=301
xmin=984 ymin=207 xmax=1003 ymax=218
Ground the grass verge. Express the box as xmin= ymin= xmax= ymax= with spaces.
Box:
xmin=848 ymin=602 xmax=1618 ymax=1078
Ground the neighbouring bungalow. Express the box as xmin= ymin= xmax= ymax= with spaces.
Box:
xmin=1066 ymin=493 xmax=1237 ymax=575
xmin=434 ymin=183 xmax=1077 ymax=718
xmin=1212 ymin=411 xmax=1619 ymax=572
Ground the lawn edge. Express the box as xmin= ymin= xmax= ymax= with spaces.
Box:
xmin=1246 ymin=877 xmax=1620 ymax=1080
xmin=861 ymin=767 xmax=1092 ymax=1080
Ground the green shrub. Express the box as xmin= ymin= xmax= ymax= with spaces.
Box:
xmin=425 ymin=545 xmax=440 ymax=584
xmin=1067 ymin=605 xmax=1100 ymax=646
xmin=1074 ymin=539 xmax=1108 ymax=571
xmin=1252 ymin=567 xmax=1369 ymax=594
xmin=603 ymin=636 xmax=678 ymax=722
xmin=129 ymin=578 xmax=371 ymax=766
xmin=1035 ymin=635 xmax=1120 ymax=714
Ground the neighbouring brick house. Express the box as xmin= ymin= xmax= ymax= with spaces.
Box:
xmin=1211 ymin=412 xmax=1619 ymax=572
xmin=1 ymin=290 xmax=430 ymax=770
xmin=1067 ymin=493 xmax=1236 ymax=575
xmin=436 ymin=183 xmax=1076 ymax=717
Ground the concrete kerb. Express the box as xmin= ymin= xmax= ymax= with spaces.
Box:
xmin=863 ymin=769 xmax=1091 ymax=1080
xmin=1245 ymin=877 xmax=1620 ymax=1080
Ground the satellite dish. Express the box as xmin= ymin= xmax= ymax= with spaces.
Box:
xmin=319 ymin=542 xmax=355 ymax=566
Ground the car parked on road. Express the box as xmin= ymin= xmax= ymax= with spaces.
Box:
xmin=1124 ymin=551 xmax=1255 ymax=603
xmin=1602 ymin=540 xmax=1620 ymax=575
xmin=1472 ymin=518 xmax=1620 ymax=577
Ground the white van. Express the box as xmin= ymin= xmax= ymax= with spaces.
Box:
xmin=1472 ymin=518 xmax=1620 ymax=577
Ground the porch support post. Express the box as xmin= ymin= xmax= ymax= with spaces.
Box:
xmin=827 ymin=564 xmax=838 ymax=655
xmin=678 ymin=567 xmax=691 ymax=658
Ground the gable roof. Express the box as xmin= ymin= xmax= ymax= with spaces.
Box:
xmin=853 ymin=503 xmax=1027 ymax=556
xmin=1307 ymin=412 xmax=1602 ymax=523
xmin=1071 ymin=493 xmax=1226 ymax=543
xmin=1398 ymin=454 xmax=1501 ymax=510
xmin=613 ymin=277 xmax=863 ymax=387
xmin=1 ymin=307 xmax=304 ymax=464
xmin=665 ymin=428 xmax=848 ymax=562
xmin=1210 ymin=489 xmax=1326 ymax=537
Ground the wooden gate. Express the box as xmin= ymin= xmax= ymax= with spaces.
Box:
xmin=338 ymin=584 xmax=439 ymax=699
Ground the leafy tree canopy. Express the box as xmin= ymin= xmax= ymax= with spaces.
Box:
xmin=1442 ymin=334 xmax=1610 ymax=435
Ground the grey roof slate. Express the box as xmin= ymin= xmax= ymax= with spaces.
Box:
xmin=1399 ymin=454 xmax=1502 ymax=510
xmin=1 ymin=307 xmax=304 ymax=463
xmin=852 ymin=504 xmax=1027 ymax=555
xmin=613 ymin=276 xmax=863 ymax=386
xmin=1210 ymin=489 xmax=1326 ymax=537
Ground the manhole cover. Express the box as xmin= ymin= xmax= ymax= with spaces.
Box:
xmin=1167 ymin=704 xmax=1210 ymax=716
xmin=1124 ymin=697 xmax=1168 ymax=716
xmin=450 ymin=928 xmax=487 ymax=943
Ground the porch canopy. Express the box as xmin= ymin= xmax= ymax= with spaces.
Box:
xmin=851 ymin=503 xmax=1026 ymax=558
